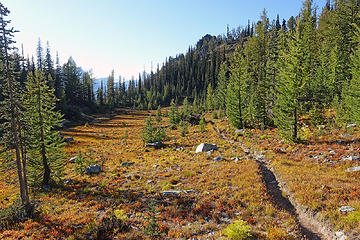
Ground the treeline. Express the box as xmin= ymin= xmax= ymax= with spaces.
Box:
xmin=222 ymin=0 xmax=360 ymax=141
xmin=127 ymin=0 xmax=360 ymax=142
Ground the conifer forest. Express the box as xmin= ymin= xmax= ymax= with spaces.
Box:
xmin=1 ymin=0 xmax=360 ymax=239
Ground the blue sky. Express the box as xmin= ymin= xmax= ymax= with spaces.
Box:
xmin=3 ymin=0 xmax=327 ymax=79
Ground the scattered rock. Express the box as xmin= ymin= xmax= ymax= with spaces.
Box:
xmin=63 ymin=178 xmax=73 ymax=184
xmin=322 ymin=158 xmax=334 ymax=164
xmin=346 ymin=123 xmax=356 ymax=128
xmin=342 ymin=155 xmax=359 ymax=161
xmin=162 ymin=189 xmax=195 ymax=195
xmin=85 ymin=165 xmax=101 ymax=174
xmin=346 ymin=166 xmax=360 ymax=172
xmin=69 ymin=156 xmax=77 ymax=163
xmin=339 ymin=206 xmax=355 ymax=213
xmin=162 ymin=190 xmax=182 ymax=195
xmin=340 ymin=133 xmax=352 ymax=137
xmin=195 ymin=143 xmax=218 ymax=153
xmin=234 ymin=129 xmax=245 ymax=135
xmin=64 ymin=137 xmax=74 ymax=143
xmin=175 ymin=147 xmax=185 ymax=151
xmin=145 ymin=142 xmax=163 ymax=149
xmin=213 ymin=156 xmax=224 ymax=162
xmin=334 ymin=231 xmax=347 ymax=240
xmin=121 ymin=162 xmax=134 ymax=167
xmin=254 ymin=152 xmax=265 ymax=160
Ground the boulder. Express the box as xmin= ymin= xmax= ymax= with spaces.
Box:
xmin=346 ymin=166 xmax=360 ymax=172
xmin=195 ymin=143 xmax=218 ymax=153
xmin=334 ymin=231 xmax=347 ymax=240
xmin=145 ymin=142 xmax=163 ymax=149
xmin=339 ymin=206 xmax=355 ymax=213
xmin=346 ymin=123 xmax=356 ymax=128
xmin=85 ymin=165 xmax=101 ymax=174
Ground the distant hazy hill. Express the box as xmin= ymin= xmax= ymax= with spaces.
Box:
xmin=93 ymin=78 xmax=130 ymax=93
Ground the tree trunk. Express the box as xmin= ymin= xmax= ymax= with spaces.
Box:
xmin=1 ymin=14 xmax=30 ymax=206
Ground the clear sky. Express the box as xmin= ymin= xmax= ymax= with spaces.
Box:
xmin=3 ymin=0 xmax=327 ymax=79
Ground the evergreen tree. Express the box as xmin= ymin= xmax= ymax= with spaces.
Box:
xmin=36 ymin=38 xmax=43 ymax=70
xmin=24 ymin=70 xmax=65 ymax=187
xmin=216 ymin=62 xmax=230 ymax=111
xmin=226 ymin=47 xmax=247 ymax=129
xmin=274 ymin=23 xmax=303 ymax=141
xmin=206 ymin=83 xmax=214 ymax=111
xmin=0 ymin=2 xmax=30 ymax=208
xmin=345 ymin=25 xmax=360 ymax=125
xmin=106 ymin=70 xmax=115 ymax=109
xmin=156 ymin=105 xmax=162 ymax=122
xmin=169 ymin=99 xmax=180 ymax=128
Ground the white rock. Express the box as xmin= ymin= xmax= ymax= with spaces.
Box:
xmin=346 ymin=166 xmax=360 ymax=172
xmin=339 ymin=206 xmax=355 ymax=213
xmin=346 ymin=123 xmax=356 ymax=128
xmin=334 ymin=231 xmax=347 ymax=240
xmin=195 ymin=143 xmax=218 ymax=153
xmin=69 ymin=156 xmax=77 ymax=163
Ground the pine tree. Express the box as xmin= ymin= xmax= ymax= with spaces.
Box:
xmin=36 ymin=38 xmax=43 ymax=70
xmin=24 ymin=70 xmax=65 ymax=187
xmin=206 ymin=83 xmax=214 ymax=111
xmin=156 ymin=105 xmax=162 ymax=122
xmin=169 ymin=99 xmax=180 ymax=128
xmin=0 ymin=2 xmax=30 ymax=209
xmin=43 ymin=41 xmax=54 ymax=87
xmin=216 ymin=62 xmax=230 ymax=111
xmin=181 ymin=97 xmax=190 ymax=117
xmin=226 ymin=47 xmax=247 ymax=129
xmin=106 ymin=70 xmax=115 ymax=109
xmin=345 ymin=25 xmax=360 ymax=125
xmin=274 ymin=24 xmax=303 ymax=141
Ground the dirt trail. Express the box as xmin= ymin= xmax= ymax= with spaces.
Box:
xmin=209 ymin=121 xmax=337 ymax=240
